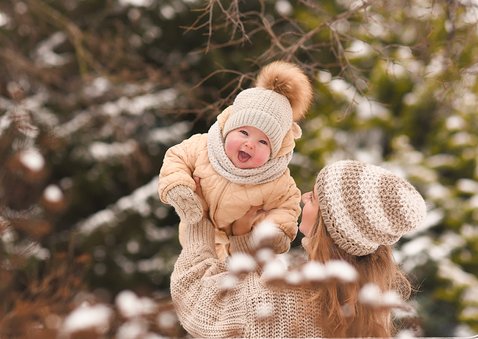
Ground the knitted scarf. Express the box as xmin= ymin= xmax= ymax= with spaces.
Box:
xmin=207 ymin=121 xmax=292 ymax=185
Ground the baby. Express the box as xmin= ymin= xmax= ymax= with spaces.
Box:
xmin=158 ymin=61 xmax=313 ymax=258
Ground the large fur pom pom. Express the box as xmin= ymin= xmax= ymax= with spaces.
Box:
xmin=255 ymin=61 xmax=313 ymax=122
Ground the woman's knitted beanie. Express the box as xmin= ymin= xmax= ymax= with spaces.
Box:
xmin=223 ymin=61 xmax=313 ymax=158
xmin=316 ymin=160 xmax=427 ymax=256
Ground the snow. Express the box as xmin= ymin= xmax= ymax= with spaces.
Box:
xmin=219 ymin=274 xmax=239 ymax=291
xmin=148 ymin=121 xmax=193 ymax=144
xmin=451 ymin=131 xmax=473 ymax=147
xmin=460 ymin=0 xmax=478 ymax=24
xmin=401 ymin=236 xmax=432 ymax=257
xmin=157 ymin=311 xmax=177 ymax=329
xmin=386 ymin=62 xmax=407 ymax=78
xmin=285 ymin=270 xmax=303 ymax=286
xmin=453 ymin=324 xmax=476 ymax=337
xmin=325 ymin=260 xmax=358 ymax=283
xmin=116 ymin=318 xmax=148 ymax=339
xmin=54 ymin=112 xmax=91 ymax=138
xmin=356 ymin=99 xmax=390 ymax=120
xmin=261 ymin=258 xmax=287 ymax=281
xmin=160 ymin=5 xmax=176 ymax=20
xmin=115 ymin=290 xmax=156 ymax=318
xmin=358 ymin=283 xmax=382 ymax=306
xmin=457 ymin=178 xmax=478 ymax=194
xmin=328 ymin=78 xmax=390 ymax=119
xmin=144 ymin=223 xmax=175 ymax=242
xmin=34 ymin=32 xmax=70 ymax=67
xmin=427 ymin=154 xmax=457 ymax=169
xmin=461 ymin=223 xmax=478 ymax=238
xmin=78 ymin=209 xmax=116 ymax=234
xmin=358 ymin=283 xmax=405 ymax=308
xmin=119 ymin=0 xmax=154 ymax=7
xmin=431 ymin=232 xmax=465 ymax=261
xmin=302 ymin=261 xmax=327 ymax=282
xmin=396 ymin=46 xmax=413 ymax=60
xmin=275 ymin=0 xmax=293 ymax=16
xmin=426 ymin=182 xmax=451 ymax=200
xmin=329 ymin=79 xmax=357 ymax=102
xmin=336 ymin=0 xmax=367 ymax=11
xmin=84 ymin=77 xmax=111 ymax=98
xmin=438 ymin=258 xmax=477 ymax=286
xmin=77 ymin=177 xmax=158 ymax=235
xmin=127 ymin=240 xmax=140 ymax=254
xmin=0 ymin=221 xmax=15 ymax=244
xmin=137 ymin=256 xmax=166 ymax=273
xmin=462 ymin=306 xmax=478 ymax=319
xmin=301 ymin=259 xmax=355 ymax=284
xmin=446 ymin=115 xmax=466 ymax=130
xmin=101 ymin=89 xmax=177 ymax=116
xmin=0 ymin=11 xmax=9 ymax=27
xmin=345 ymin=40 xmax=373 ymax=58
xmin=463 ymin=285 xmax=478 ymax=303
xmin=395 ymin=329 xmax=417 ymax=338
xmin=318 ymin=70 xmax=332 ymax=83
xmin=43 ymin=185 xmax=63 ymax=203
xmin=406 ymin=208 xmax=443 ymax=236
xmin=18 ymin=242 xmax=50 ymax=261
xmin=0 ymin=112 xmax=11 ymax=136
xmin=255 ymin=302 xmax=274 ymax=319
xmin=381 ymin=290 xmax=403 ymax=307
xmin=19 ymin=148 xmax=45 ymax=172
xmin=366 ymin=13 xmax=388 ymax=39
xmin=227 ymin=253 xmax=257 ymax=274
xmin=53 ymin=87 xmax=180 ymax=138
xmin=252 ymin=220 xmax=279 ymax=247
xmin=254 ymin=248 xmax=275 ymax=264
xmin=62 ymin=303 xmax=112 ymax=334
xmin=89 ymin=140 xmax=137 ymax=161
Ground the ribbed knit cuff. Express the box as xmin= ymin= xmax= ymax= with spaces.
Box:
xmin=184 ymin=218 xmax=216 ymax=251
xmin=229 ymin=232 xmax=256 ymax=254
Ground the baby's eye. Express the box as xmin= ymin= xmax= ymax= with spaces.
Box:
xmin=259 ymin=139 xmax=268 ymax=145
xmin=239 ymin=130 xmax=248 ymax=136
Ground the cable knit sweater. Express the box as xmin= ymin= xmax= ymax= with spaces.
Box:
xmin=170 ymin=218 xmax=324 ymax=338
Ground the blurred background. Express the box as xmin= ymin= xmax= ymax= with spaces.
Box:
xmin=1 ymin=0 xmax=477 ymax=337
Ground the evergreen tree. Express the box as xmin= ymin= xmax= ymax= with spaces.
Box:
xmin=1 ymin=0 xmax=477 ymax=336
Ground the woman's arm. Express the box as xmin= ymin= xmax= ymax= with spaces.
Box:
xmin=170 ymin=217 xmax=247 ymax=338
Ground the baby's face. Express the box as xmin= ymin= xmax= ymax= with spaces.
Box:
xmin=224 ymin=126 xmax=271 ymax=169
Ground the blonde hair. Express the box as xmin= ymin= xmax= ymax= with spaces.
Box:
xmin=306 ymin=211 xmax=412 ymax=337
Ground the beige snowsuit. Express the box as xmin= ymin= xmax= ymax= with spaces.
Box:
xmin=158 ymin=109 xmax=301 ymax=257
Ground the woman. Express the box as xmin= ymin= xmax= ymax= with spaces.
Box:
xmin=170 ymin=160 xmax=427 ymax=338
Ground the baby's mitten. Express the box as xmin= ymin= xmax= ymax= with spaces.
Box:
xmin=166 ymin=185 xmax=203 ymax=225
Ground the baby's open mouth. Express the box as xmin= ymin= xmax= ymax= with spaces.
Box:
xmin=238 ymin=151 xmax=251 ymax=162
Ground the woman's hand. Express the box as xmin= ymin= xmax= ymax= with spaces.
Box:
xmin=193 ymin=176 xmax=208 ymax=214
xmin=232 ymin=205 xmax=264 ymax=236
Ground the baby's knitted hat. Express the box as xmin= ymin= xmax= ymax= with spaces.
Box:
xmin=316 ymin=160 xmax=426 ymax=256
xmin=223 ymin=61 xmax=312 ymax=158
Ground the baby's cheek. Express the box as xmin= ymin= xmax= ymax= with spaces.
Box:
xmin=255 ymin=152 xmax=270 ymax=167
